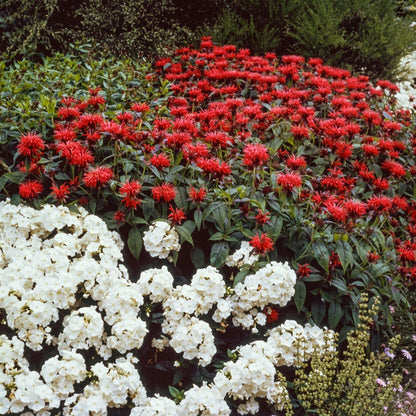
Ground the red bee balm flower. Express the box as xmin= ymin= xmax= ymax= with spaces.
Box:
xmin=188 ymin=186 xmax=206 ymax=203
xmin=277 ymin=172 xmax=302 ymax=192
xmin=168 ymin=205 xmax=186 ymax=225
xmin=19 ymin=180 xmax=43 ymax=199
xmin=17 ymin=132 xmax=45 ymax=157
xmin=249 ymin=233 xmax=274 ymax=255
xmin=51 ymin=183 xmax=70 ymax=203
xmin=83 ymin=166 xmax=113 ymax=188
xmin=242 ymin=143 xmax=269 ymax=169
xmin=297 ymin=263 xmax=311 ymax=278
xmin=152 ymin=183 xmax=177 ymax=202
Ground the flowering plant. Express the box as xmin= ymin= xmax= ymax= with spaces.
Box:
xmin=1 ymin=36 xmax=416 ymax=413
xmin=0 ymin=200 xmax=333 ymax=415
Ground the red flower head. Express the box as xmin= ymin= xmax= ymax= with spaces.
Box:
xmin=19 ymin=179 xmax=43 ymax=199
xmin=83 ymin=166 xmax=113 ymax=188
xmin=51 ymin=183 xmax=70 ymax=203
xmin=152 ymin=183 xmax=177 ymax=203
xmin=150 ymin=153 xmax=171 ymax=171
xmin=242 ymin=143 xmax=269 ymax=169
xmin=168 ymin=205 xmax=186 ymax=225
xmin=188 ymin=186 xmax=207 ymax=203
xmin=114 ymin=210 xmax=126 ymax=224
xmin=255 ymin=209 xmax=270 ymax=225
xmin=297 ymin=264 xmax=311 ymax=278
xmin=249 ymin=232 xmax=274 ymax=255
xmin=264 ymin=307 xmax=279 ymax=324
xmin=277 ymin=171 xmax=302 ymax=192
xmin=119 ymin=180 xmax=142 ymax=209
xmin=17 ymin=132 xmax=45 ymax=157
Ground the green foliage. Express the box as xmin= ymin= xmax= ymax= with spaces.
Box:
xmin=199 ymin=0 xmax=298 ymax=55
xmin=0 ymin=0 xmax=82 ymax=60
xmin=0 ymin=44 xmax=168 ymax=168
xmin=0 ymin=0 xmax=192 ymax=60
xmin=290 ymin=0 xmax=416 ymax=81
xmin=76 ymin=0 xmax=190 ymax=58
xmin=293 ymin=294 xmax=403 ymax=416
xmin=203 ymin=0 xmax=416 ymax=81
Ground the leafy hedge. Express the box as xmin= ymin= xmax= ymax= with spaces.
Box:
xmin=1 ymin=0 xmax=416 ymax=81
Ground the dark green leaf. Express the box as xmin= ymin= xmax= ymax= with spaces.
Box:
xmin=294 ymin=280 xmax=306 ymax=313
xmin=335 ymin=239 xmax=353 ymax=271
xmin=194 ymin=209 xmax=202 ymax=230
xmin=233 ymin=269 xmax=250 ymax=287
xmin=312 ymin=240 xmax=329 ymax=272
xmin=1 ymin=171 xmax=26 ymax=184
xmin=311 ymin=298 xmax=326 ymax=325
xmin=128 ymin=227 xmax=142 ymax=259
xmin=328 ymin=302 xmax=343 ymax=329
xmin=176 ymin=224 xmax=194 ymax=246
xmin=330 ymin=277 xmax=348 ymax=294
xmin=191 ymin=246 xmax=205 ymax=269
xmin=210 ymin=242 xmax=229 ymax=268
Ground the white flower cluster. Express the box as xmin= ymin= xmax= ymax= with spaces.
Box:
xmin=0 ymin=200 xmax=336 ymax=416
xmin=0 ymin=201 xmax=148 ymax=414
xmin=266 ymin=320 xmax=336 ymax=366
xmin=395 ymin=51 xmax=416 ymax=109
xmin=223 ymin=261 xmax=296 ymax=331
xmin=212 ymin=321 xmax=335 ymax=414
xmin=225 ymin=241 xmax=259 ymax=268
xmin=143 ymin=220 xmax=180 ymax=259
xmin=161 ymin=266 xmax=226 ymax=366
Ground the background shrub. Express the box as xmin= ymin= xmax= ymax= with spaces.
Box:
xmin=0 ymin=0 xmax=192 ymax=60
xmin=204 ymin=0 xmax=416 ymax=81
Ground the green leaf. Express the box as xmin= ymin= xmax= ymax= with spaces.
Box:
xmin=294 ymin=280 xmax=306 ymax=313
xmin=311 ymin=298 xmax=326 ymax=325
xmin=210 ymin=242 xmax=229 ymax=268
xmin=330 ymin=277 xmax=348 ymax=294
xmin=1 ymin=171 xmax=27 ymax=184
xmin=142 ymin=199 xmax=156 ymax=221
xmin=191 ymin=246 xmax=205 ymax=269
xmin=130 ymin=216 xmax=148 ymax=225
xmin=335 ymin=239 xmax=353 ymax=271
xmin=209 ymin=232 xmax=225 ymax=241
xmin=312 ymin=240 xmax=329 ymax=272
xmin=264 ymin=216 xmax=283 ymax=239
xmin=328 ymin=302 xmax=343 ymax=329
xmin=128 ymin=227 xmax=142 ymax=259
xmin=194 ymin=209 xmax=203 ymax=230
xmin=174 ymin=186 xmax=189 ymax=211
xmin=176 ymin=224 xmax=194 ymax=246
xmin=204 ymin=201 xmax=227 ymax=230
xmin=233 ymin=269 xmax=250 ymax=287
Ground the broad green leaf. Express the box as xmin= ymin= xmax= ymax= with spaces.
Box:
xmin=335 ymin=239 xmax=353 ymax=272
xmin=210 ymin=242 xmax=229 ymax=268
xmin=294 ymin=280 xmax=306 ymax=313
xmin=191 ymin=247 xmax=205 ymax=269
xmin=331 ymin=277 xmax=348 ymax=294
xmin=176 ymin=224 xmax=194 ymax=246
xmin=1 ymin=171 xmax=27 ymax=184
xmin=128 ymin=227 xmax=142 ymax=259
xmin=194 ymin=209 xmax=202 ymax=230
xmin=130 ymin=216 xmax=148 ymax=225
xmin=174 ymin=186 xmax=189 ymax=211
xmin=312 ymin=240 xmax=329 ymax=272
xmin=328 ymin=302 xmax=343 ymax=329
xmin=311 ymin=298 xmax=326 ymax=325
xmin=233 ymin=269 xmax=250 ymax=287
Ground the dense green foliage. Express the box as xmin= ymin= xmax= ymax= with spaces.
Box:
xmin=0 ymin=0 xmax=191 ymax=60
xmin=204 ymin=0 xmax=416 ymax=81
xmin=1 ymin=0 xmax=416 ymax=81
xmin=0 ymin=45 xmax=169 ymax=171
